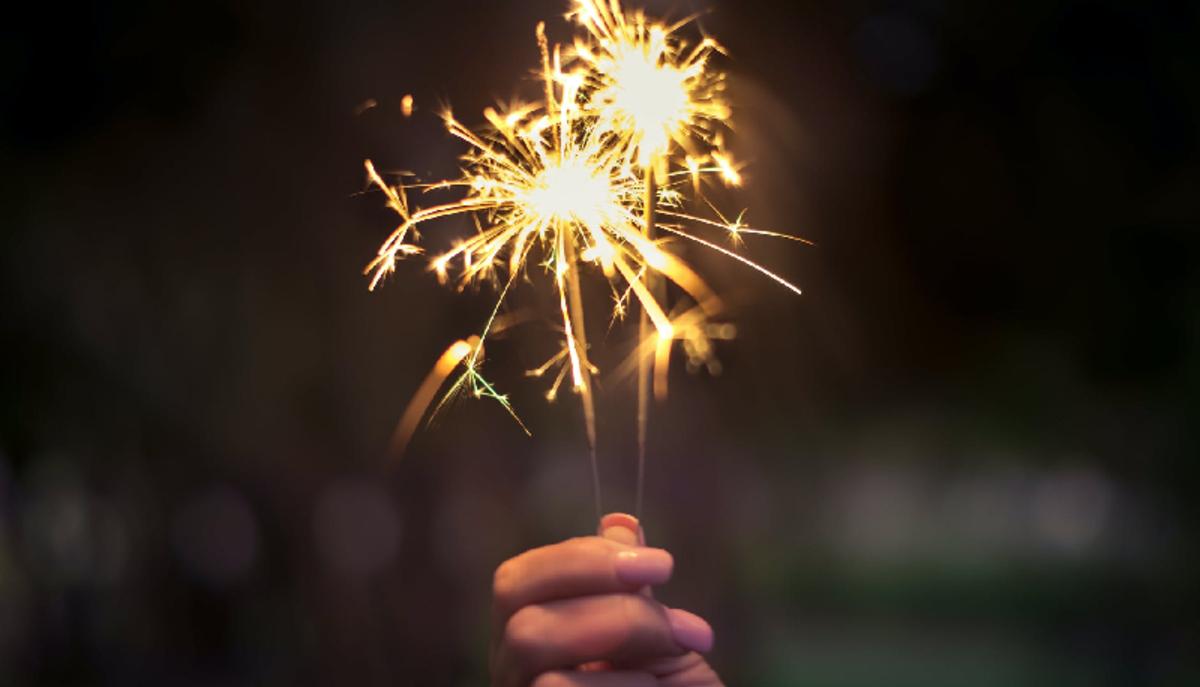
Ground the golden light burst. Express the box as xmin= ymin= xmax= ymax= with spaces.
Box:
xmin=568 ymin=0 xmax=730 ymax=168
xmin=363 ymin=1 xmax=809 ymax=513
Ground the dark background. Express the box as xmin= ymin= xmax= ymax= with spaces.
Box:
xmin=2 ymin=0 xmax=1198 ymax=685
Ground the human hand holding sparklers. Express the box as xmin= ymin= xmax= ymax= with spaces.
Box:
xmin=491 ymin=514 xmax=723 ymax=687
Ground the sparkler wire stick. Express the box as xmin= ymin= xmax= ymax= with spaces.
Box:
xmin=636 ymin=162 xmax=656 ymax=520
xmin=540 ymin=20 xmax=603 ymax=519
xmin=562 ymin=226 xmax=602 ymax=520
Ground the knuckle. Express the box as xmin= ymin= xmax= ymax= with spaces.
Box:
xmin=504 ymin=605 xmax=549 ymax=657
xmin=492 ymin=558 xmax=520 ymax=603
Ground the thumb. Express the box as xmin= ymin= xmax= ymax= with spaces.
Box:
xmin=598 ymin=512 xmax=645 ymax=546
xmin=577 ymin=514 xmax=652 ymax=673
xmin=596 ymin=513 xmax=714 ymax=659
xmin=598 ymin=512 xmax=654 ymax=599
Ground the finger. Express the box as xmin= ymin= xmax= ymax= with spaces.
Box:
xmin=492 ymin=537 xmax=673 ymax=623
xmin=637 ymin=651 xmax=723 ymax=683
xmin=598 ymin=513 xmax=643 ymax=546
xmin=496 ymin=594 xmax=713 ymax=687
xmin=530 ymin=670 xmax=656 ymax=687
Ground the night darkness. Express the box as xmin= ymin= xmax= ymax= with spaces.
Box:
xmin=2 ymin=1 xmax=1198 ymax=685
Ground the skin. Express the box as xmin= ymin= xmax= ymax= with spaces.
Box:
xmin=491 ymin=513 xmax=725 ymax=687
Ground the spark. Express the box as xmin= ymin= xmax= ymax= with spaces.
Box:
xmin=390 ymin=337 xmax=478 ymax=457
xmin=711 ymin=150 xmax=742 ymax=186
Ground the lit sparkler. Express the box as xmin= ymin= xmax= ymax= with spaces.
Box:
xmin=568 ymin=0 xmax=730 ymax=168
xmin=568 ymin=0 xmax=773 ymax=513
xmin=363 ymin=1 xmax=809 ymax=515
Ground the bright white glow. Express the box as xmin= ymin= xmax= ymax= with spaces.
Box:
xmin=526 ymin=157 xmax=615 ymax=228
xmin=604 ymin=50 xmax=689 ymax=154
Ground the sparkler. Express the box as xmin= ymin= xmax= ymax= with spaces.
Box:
xmin=568 ymin=0 xmax=734 ymax=515
xmin=363 ymin=0 xmax=809 ymax=517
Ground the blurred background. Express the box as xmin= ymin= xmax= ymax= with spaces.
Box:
xmin=2 ymin=0 xmax=1198 ymax=684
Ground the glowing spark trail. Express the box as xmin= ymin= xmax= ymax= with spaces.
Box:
xmin=363 ymin=1 xmax=809 ymax=516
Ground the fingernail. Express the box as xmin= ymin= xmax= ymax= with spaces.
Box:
xmin=613 ymin=548 xmax=673 ymax=586
xmin=667 ymin=608 xmax=714 ymax=653
xmin=599 ymin=512 xmax=643 ymax=546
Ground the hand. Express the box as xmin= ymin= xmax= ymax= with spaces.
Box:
xmin=490 ymin=513 xmax=724 ymax=687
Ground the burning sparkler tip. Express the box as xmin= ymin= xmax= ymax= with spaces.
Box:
xmin=366 ymin=0 xmax=808 ymax=453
